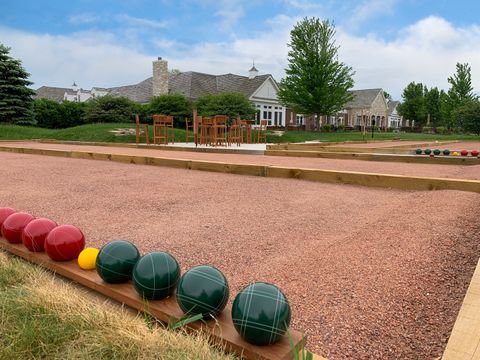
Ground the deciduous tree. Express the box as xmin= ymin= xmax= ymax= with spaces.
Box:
xmin=278 ymin=18 xmax=355 ymax=129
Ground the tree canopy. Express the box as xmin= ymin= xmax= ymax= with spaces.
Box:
xmin=84 ymin=95 xmax=139 ymax=124
xmin=454 ymin=100 xmax=480 ymax=135
xmin=195 ymin=93 xmax=256 ymax=119
xmin=0 ymin=44 xmax=35 ymax=124
xmin=398 ymin=82 xmax=426 ymax=126
xmin=278 ymin=18 xmax=355 ymax=129
xmin=148 ymin=94 xmax=192 ymax=124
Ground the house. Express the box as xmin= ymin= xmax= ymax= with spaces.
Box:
xmin=387 ymin=101 xmax=403 ymax=128
xmin=34 ymin=58 xmax=287 ymax=126
xmin=292 ymin=88 xmax=392 ymax=130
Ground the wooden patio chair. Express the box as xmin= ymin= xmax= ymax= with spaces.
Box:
xmin=257 ymin=119 xmax=268 ymax=144
xmin=228 ymin=118 xmax=241 ymax=147
xmin=199 ymin=116 xmax=213 ymax=145
xmin=134 ymin=114 xmax=149 ymax=145
xmin=153 ymin=115 xmax=174 ymax=145
xmin=185 ymin=118 xmax=195 ymax=143
xmin=212 ymin=115 xmax=227 ymax=146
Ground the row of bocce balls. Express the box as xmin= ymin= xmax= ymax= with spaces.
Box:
xmin=0 ymin=207 xmax=290 ymax=346
xmin=415 ymin=148 xmax=479 ymax=156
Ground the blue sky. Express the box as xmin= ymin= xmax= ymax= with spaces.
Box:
xmin=1 ymin=0 xmax=479 ymax=99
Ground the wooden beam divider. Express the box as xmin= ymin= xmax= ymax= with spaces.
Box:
xmin=0 ymin=240 xmax=304 ymax=360
xmin=0 ymin=145 xmax=479 ymax=193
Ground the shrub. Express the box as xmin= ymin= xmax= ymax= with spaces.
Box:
xmin=84 ymin=95 xmax=138 ymax=124
xmin=435 ymin=126 xmax=447 ymax=135
xmin=321 ymin=124 xmax=332 ymax=132
xmin=148 ymin=94 xmax=192 ymax=126
xmin=33 ymin=99 xmax=86 ymax=129
xmin=422 ymin=126 xmax=433 ymax=134
xmin=195 ymin=93 xmax=256 ymax=120
xmin=337 ymin=124 xmax=345 ymax=132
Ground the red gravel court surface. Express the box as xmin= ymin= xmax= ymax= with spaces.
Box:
xmin=1 ymin=141 xmax=480 ymax=180
xmin=1 ymin=151 xmax=479 ymax=359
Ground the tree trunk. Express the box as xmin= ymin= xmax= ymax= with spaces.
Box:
xmin=315 ymin=113 xmax=320 ymax=131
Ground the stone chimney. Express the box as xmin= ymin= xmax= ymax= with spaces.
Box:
xmin=152 ymin=57 xmax=168 ymax=96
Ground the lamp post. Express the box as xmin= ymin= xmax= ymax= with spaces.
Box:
xmin=371 ymin=119 xmax=375 ymax=139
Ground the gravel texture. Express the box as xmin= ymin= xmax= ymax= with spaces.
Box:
xmin=1 ymin=141 xmax=480 ymax=180
xmin=1 ymin=151 xmax=480 ymax=359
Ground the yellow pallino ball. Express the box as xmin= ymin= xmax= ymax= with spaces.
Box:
xmin=78 ymin=248 xmax=99 ymax=270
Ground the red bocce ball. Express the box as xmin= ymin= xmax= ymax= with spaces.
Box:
xmin=22 ymin=218 xmax=57 ymax=252
xmin=1 ymin=212 xmax=35 ymax=243
xmin=45 ymin=225 xmax=85 ymax=261
xmin=0 ymin=207 xmax=16 ymax=228
xmin=461 ymin=149 xmax=469 ymax=156
xmin=471 ymin=150 xmax=479 ymax=157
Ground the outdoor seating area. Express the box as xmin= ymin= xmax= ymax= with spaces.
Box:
xmin=145 ymin=113 xmax=268 ymax=147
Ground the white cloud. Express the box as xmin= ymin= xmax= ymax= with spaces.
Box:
xmin=1 ymin=15 xmax=480 ymax=100
xmin=68 ymin=14 xmax=100 ymax=25
xmin=337 ymin=16 xmax=480 ymax=98
xmin=115 ymin=14 xmax=168 ymax=29
xmin=284 ymin=0 xmax=323 ymax=11
xmin=0 ymin=27 xmax=152 ymax=89
xmin=349 ymin=0 xmax=398 ymax=30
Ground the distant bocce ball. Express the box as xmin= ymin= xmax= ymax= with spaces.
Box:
xmin=176 ymin=265 xmax=229 ymax=318
xmin=461 ymin=149 xmax=468 ymax=156
xmin=78 ymin=248 xmax=100 ymax=270
xmin=433 ymin=149 xmax=441 ymax=156
xmin=443 ymin=149 xmax=451 ymax=156
xmin=424 ymin=148 xmax=432 ymax=155
xmin=415 ymin=148 xmax=422 ymax=155
xmin=96 ymin=240 xmax=140 ymax=283
xmin=22 ymin=218 xmax=57 ymax=252
xmin=0 ymin=207 xmax=16 ymax=228
xmin=45 ymin=225 xmax=85 ymax=261
xmin=471 ymin=150 xmax=479 ymax=157
xmin=453 ymin=151 xmax=459 ymax=156
xmin=232 ymin=282 xmax=291 ymax=346
xmin=1 ymin=212 xmax=35 ymax=243
xmin=133 ymin=252 xmax=180 ymax=300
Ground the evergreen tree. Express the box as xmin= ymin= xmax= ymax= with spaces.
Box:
xmin=0 ymin=44 xmax=35 ymax=123
xmin=278 ymin=18 xmax=355 ymax=129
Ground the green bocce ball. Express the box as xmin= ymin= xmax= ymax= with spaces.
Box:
xmin=176 ymin=265 xmax=229 ymax=319
xmin=133 ymin=252 xmax=180 ymax=300
xmin=96 ymin=240 xmax=140 ymax=283
xmin=232 ymin=282 xmax=291 ymax=346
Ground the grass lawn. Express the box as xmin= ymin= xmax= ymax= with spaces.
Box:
xmin=0 ymin=251 xmax=235 ymax=360
xmin=1 ymin=123 xmax=479 ymax=144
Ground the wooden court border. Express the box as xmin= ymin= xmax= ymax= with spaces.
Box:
xmin=0 ymin=145 xmax=479 ymax=193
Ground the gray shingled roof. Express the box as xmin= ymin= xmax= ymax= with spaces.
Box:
xmin=169 ymin=72 xmax=271 ymax=100
xmin=34 ymin=86 xmax=69 ymax=102
xmin=346 ymin=88 xmax=383 ymax=109
xmin=35 ymin=71 xmax=274 ymax=103
xmin=387 ymin=100 xmax=400 ymax=115
xmin=108 ymin=77 xmax=153 ymax=103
